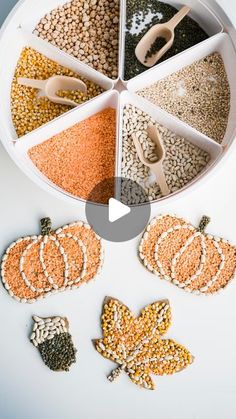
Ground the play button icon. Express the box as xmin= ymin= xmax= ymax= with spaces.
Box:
xmin=109 ymin=198 xmax=131 ymax=223
xmin=85 ymin=177 xmax=151 ymax=242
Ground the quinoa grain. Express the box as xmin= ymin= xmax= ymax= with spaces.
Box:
xmin=137 ymin=53 xmax=230 ymax=143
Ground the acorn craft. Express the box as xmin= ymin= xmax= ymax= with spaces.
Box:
xmin=30 ymin=315 xmax=77 ymax=371
xmin=139 ymin=214 xmax=236 ymax=295
xmin=1 ymin=217 xmax=103 ymax=303
xmin=93 ymin=297 xmax=193 ymax=390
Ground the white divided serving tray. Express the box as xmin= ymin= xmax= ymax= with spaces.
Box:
xmin=0 ymin=0 xmax=235 ymax=207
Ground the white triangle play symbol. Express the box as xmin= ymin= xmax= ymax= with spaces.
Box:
xmin=109 ymin=198 xmax=131 ymax=223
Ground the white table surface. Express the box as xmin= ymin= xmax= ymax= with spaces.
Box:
xmin=0 ymin=1 xmax=236 ymax=418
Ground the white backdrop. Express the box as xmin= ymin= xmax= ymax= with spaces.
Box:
xmin=0 ymin=1 xmax=235 ymax=418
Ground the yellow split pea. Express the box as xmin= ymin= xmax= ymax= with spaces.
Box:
xmin=11 ymin=47 xmax=104 ymax=137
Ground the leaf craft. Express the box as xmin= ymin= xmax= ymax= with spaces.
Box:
xmin=93 ymin=297 xmax=193 ymax=390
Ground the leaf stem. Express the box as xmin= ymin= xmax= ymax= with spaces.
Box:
xmin=107 ymin=366 xmax=122 ymax=382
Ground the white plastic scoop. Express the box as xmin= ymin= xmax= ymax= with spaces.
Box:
xmin=17 ymin=75 xmax=87 ymax=107
xmin=132 ymin=125 xmax=170 ymax=196
xmin=135 ymin=5 xmax=191 ymax=68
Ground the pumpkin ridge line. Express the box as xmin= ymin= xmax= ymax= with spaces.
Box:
xmin=154 ymin=224 xmax=193 ymax=282
xmin=200 ymin=239 xmax=226 ymax=293
xmin=21 ymin=238 xmax=48 ymax=293
xmin=39 ymin=235 xmax=69 ymax=290
xmin=57 ymin=232 xmax=87 ymax=285
xmin=171 ymin=233 xmax=206 ymax=286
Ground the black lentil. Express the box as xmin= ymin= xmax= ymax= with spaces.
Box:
xmin=145 ymin=36 xmax=167 ymax=62
xmin=38 ymin=333 xmax=77 ymax=372
xmin=125 ymin=0 xmax=208 ymax=80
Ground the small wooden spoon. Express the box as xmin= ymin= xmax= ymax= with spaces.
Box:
xmin=135 ymin=5 xmax=191 ymax=68
xmin=17 ymin=75 xmax=87 ymax=107
xmin=132 ymin=125 xmax=170 ymax=196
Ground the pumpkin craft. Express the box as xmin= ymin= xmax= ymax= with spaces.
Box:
xmin=1 ymin=217 xmax=103 ymax=303
xmin=93 ymin=297 xmax=193 ymax=390
xmin=139 ymin=215 xmax=236 ymax=295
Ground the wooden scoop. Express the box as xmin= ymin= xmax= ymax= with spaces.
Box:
xmin=17 ymin=75 xmax=87 ymax=107
xmin=132 ymin=125 xmax=170 ymax=196
xmin=135 ymin=5 xmax=191 ymax=68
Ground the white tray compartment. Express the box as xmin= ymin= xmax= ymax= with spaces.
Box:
xmin=127 ymin=33 xmax=236 ymax=147
xmin=120 ymin=0 xmax=223 ymax=82
xmin=20 ymin=0 xmax=122 ymax=84
xmin=0 ymin=0 xmax=236 ymax=207
xmin=14 ymin=90 xmax=119 ymax=204
xmin=118 ymin=90 xmax=222 ymax=203
xmin=0 ymin=29 xmax=113 ymax=143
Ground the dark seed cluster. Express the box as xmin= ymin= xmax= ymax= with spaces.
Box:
xmin=145 ymin=37 xmax=167 ymax=62
xmin=38 ymin=333 xmax=77 ymax=372
xmin=125 ymin=0 xmax=208 ymax=80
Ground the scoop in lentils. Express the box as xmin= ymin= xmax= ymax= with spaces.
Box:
xmin=29 ymin=108 xmax=116 ymax=204
xmin=11 ymin=47 xmax=104 ymax=137
xmin=125 ymin=0 xmax=208 ymax=80
xmin=121 ymin=105 xmax=210 ymax=204
xmin=34 ymin=0 xmax=120 ymax=79
xmin=137 ymin=53 xmax=230 ymax=143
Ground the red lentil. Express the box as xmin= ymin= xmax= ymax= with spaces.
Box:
xmin=29 ymin=108 xmax=116 ymax=203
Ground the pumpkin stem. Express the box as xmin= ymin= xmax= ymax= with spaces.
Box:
xmin=198 ymin=216 xmax=211 ymax=233
xmin=40 ymin=218 xmax=52 ymax=236
xmin=107 ymin=366 xmax=122 ymax=382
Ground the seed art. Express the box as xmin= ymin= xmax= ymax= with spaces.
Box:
xmin=94 ymin=297 xmax=193 ymax=390
xmin=30 ymin=315 xmax=77 ymax=371
xmin=1 ymin=217 xmax=103 ymax=303
xmin=139 ymin=215 xmax=236 ymax=295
